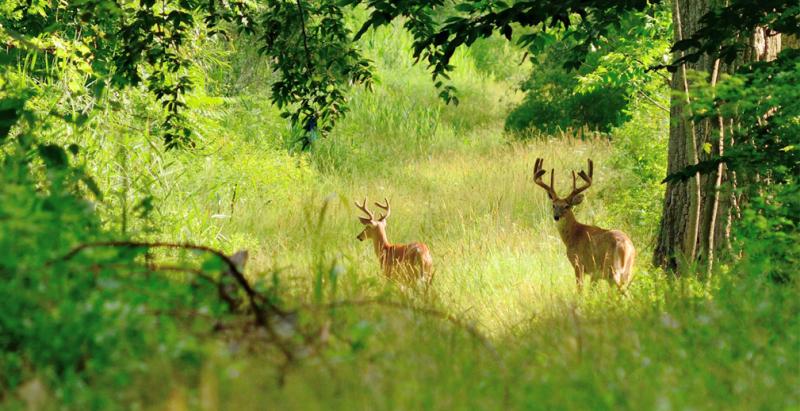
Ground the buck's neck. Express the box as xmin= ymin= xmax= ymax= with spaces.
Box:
xmin=556 ymin=209 xmax=581 ymax=243
xmin=370 ymin=226 xmax=391 ymax=258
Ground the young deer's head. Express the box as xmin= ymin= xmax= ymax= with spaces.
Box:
xmin=355 ymin=197 xmax=391 ymax=241
xmin=533 ymin=158 xmax=594 ymax=221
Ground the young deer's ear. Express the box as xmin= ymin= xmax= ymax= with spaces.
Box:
xmin=228 ymin=250 xmax=248 ymax=271
xmin=570 ymin=194 xmax=584 ymax=206
xmin=358 ymin=217 xmax=373 ymax=225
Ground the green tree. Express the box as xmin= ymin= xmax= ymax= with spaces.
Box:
xmin=1 ymin=0 xmax=371 ymax=149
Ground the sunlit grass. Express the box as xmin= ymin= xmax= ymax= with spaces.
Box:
xmin=136 ymin=19 xmax=660 ymax=341
xmin=63 ymin=19 xmax=798 ymax=411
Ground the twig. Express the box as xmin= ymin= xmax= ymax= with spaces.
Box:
xmin=295 ymin=0 xmax=313 ymax=73
xmin=636 ymin=89 xmax=670 ymax=113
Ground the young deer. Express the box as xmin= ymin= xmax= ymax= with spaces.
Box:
xmin=355 ymin=197 xmax=434 ymax=286
xmin=533 ymin=158 xmax=636 ymax=292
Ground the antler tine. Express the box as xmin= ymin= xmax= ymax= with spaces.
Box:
xmin=374 ymin=197 xmax=391 ymax=220
xmin=355 ymin=197 xmax=374 ymax=220
xmin=568 ymin=159 xmax=594 ymax=200
xmin=572 ymin=170 xmax=577 ymax=191
xmin=576 ymin=158 xmax=594 ymax=183
xmin=532 ymin=158 xmax=558 ymax=199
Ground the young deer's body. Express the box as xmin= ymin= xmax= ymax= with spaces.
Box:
xmin=533 ymin=158 xmax=636 ymax=292
xmin=355 ymin=198 xmax=433 ymax=286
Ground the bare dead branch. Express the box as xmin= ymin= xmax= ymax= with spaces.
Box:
xmin=50 ymin=241 xmax=299 ymax=362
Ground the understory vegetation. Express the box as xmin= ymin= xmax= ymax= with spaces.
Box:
xmin=1 ymin=3 xmax=798 ymax=410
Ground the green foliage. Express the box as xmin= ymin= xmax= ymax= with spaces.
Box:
xmin=738 ymin=185 xmax=800 ymax=283
xmin=1 ymin=0 xmax=252 ymax=148
xmin=732 ymin=49 xmax=800 ymax=282
xmin=468 ymin=35 xmax=529 ymax=82
xmin=259 ymin=1 xmax=374 ymax=148
xmin=0 ymin=45 xmax=243 ymax=407
xmin=603 ymin=103 xmax=669 ymax=243
xmin=0 ymin=148 xmax=220 ymax=406
xmin=346 ymin=0 xmax=658 ymax=102
xmin=572 ymin=5 xmax=672 ymax=104
xmin=505 ymin=5 xmax=671 ymax=135
xmin=1 ymin=0 xmax=374 ymax=149
xmin=504 ymin=57 xmax=631 ymax=134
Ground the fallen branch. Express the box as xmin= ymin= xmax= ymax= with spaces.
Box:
xmin=50 ymin=241 xmax=299 ymax=362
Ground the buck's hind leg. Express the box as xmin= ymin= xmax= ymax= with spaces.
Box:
xmin=610 ymin=246 xmax=633 ymax=296
xmin=610 ymin=274 xmax=628 ymax=297
xmin=608 ymin=263 xmax=630 ymax=298
xmin=572 ymin=262 xmax=586 ymax=294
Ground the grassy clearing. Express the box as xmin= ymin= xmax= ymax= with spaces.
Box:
xmin=53 ymin=20 xmax=798 ymax=411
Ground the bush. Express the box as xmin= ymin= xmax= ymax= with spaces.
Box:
xmin=506 ymin=4 xmax=671 ymax=137
xmin=601 ymin=103 xmax=669 ymax=244
xmin=503 ymin=38 xmax=634 ymax=135
xmin=0 ymin=137 xmax=225 ymax=406
xmin=504 ymin=67 xmax=631 ymax=134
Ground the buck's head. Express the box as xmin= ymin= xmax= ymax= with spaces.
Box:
xmin=532 ymin=158 xmax=593 ymax=221
xmin=355 ymin=197 xmax=391 ymax=241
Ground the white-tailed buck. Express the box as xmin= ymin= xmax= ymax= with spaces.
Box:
xmin=355 ymin=197 xmax=433 ymax=286
xmin=533 ymin=158 xmax=636 ymax=292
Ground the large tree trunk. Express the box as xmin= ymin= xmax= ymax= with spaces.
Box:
xmin=653 ymin=0 xmax=781 ymax=272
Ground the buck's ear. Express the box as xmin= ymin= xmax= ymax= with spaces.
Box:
xmin=358 ymin=217 xmax=373 ymax=225
xmin=570 ymin=194 xmax=584 ymax=205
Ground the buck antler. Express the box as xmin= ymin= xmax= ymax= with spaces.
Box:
xmin=374 ymin=198 xmax=391 ymax=221
xmin=530 ymin=157 xmax=635 ymax=293
xmin=567 ymin=159 xmax=593 ymax=201
xmin=533 ymin=158 xmax=557 ymax=199
xmin=355 ymin=197 xmax=375 ymax=221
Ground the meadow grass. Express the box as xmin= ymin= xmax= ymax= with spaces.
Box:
xmin=62 ymin=20 xmax=799 ymax=411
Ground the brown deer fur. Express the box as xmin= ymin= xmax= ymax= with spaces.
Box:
xmin=533 ymin=158 xmax=636 ymax=292
xmin=355 ymin=198 xmax=433 ymax=286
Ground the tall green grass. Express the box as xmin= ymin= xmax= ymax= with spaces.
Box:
xmin=34 ymin=18 xmax=798 ymax=411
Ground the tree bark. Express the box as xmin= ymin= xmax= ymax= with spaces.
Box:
xmin=653 ymin=0 xmax=781 ymax=273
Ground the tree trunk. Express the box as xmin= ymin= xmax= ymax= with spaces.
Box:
xmin=653 ymin=0 xmax=781 ymax=273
